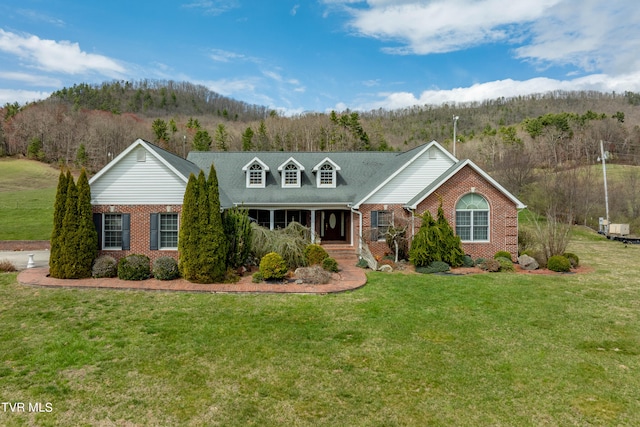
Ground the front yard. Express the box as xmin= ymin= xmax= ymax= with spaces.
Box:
xmin=1 ymin=228 xmax=639 ymax=426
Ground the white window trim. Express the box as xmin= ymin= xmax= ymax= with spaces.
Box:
xmin=456 ymin=194 xmax=490 ymax=243
xmin=159 ymin=213 xmax=179 ymax=250
xmin=103 ymin=213 xmax=123 ymax=250
xmin=313 ymin=158 xmax=341 ymax=188
xmin=242 ymin=157 xmax=270 ymax=188
xmin=277 ymin=157 xmax=305 ymax=188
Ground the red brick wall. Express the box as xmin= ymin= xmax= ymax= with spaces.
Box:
xmin=357 ymin=165 xmax=519 ymax=261
xmin=93 ymin=204 xmax=182 ymax=263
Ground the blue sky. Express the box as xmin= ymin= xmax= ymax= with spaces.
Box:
xmin=1 ymin=0 xmax=639 ymax=115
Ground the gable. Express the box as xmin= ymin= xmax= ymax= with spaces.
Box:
xmin=90 ymin=142 xmax=193 ymax=205
xmin=356 ymin=143 xmax=457 ymax=206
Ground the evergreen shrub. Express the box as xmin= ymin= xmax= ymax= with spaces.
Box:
xmin=153 ymin=256 xmax=180 ymax=280
xmin=304 ymin=244 xmax=329 ymax=266
xmin=322 ymin=257 xmax=339 ymax=272
xmin=92 ymin=255 xmax=117 ymax=278
xmin=259 ymin=252 xmax=288 ymax=281
xmin=495 ymin=256 xmax=515 ymax=272
xmin=416 ymin=260 xmax=450 ymax=274
xmin=252 ymin=271 xmax=263 ymax=283
xmin=356 ymin=258 xmax=369 ymax=269
xmin=563 ymin=252 xmax=579 ymax=268
xmin=493 ymin=251 xmax=512 ymax=261
xmin=117 ymin=254 xmax=151 ymax=280
xmin=547 ymin=255 xmax=571 ymax=272
xmin=462 ymin=255 xmax=475 ymax=267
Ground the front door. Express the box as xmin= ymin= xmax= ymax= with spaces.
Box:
xmin=322 ymin=210 xmax=345 ymax=241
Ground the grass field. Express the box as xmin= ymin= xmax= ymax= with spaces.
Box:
xmin=1 ymin=228 xmax=640 ymax=426
xmin=0 ymin=159 xmax=60 ymax=240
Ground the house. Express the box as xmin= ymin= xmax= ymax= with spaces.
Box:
xmin=89 ymin=138 xmax=526 ymax=263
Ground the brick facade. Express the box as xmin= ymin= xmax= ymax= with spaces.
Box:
xmin=93 ymin=204 xmax=182 ymax=263
xmin=358 ymin=165 xmax=519 ymax=261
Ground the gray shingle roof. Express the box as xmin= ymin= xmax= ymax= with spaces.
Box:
xmin=187 ymin=147 xmax=424 ymax=208
xmin=143 ymin=140 xmax=202 ymax=180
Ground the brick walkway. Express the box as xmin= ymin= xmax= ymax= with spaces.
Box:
xmin=17 ymin=252 xmax=367 ymax=294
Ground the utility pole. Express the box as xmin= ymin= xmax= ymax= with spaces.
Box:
xmin=600 ymin=140 xmax=610 ymax=233
xmin=452 ymin=115 xmax=459 ymax=157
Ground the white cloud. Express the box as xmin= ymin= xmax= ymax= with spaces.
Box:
xmin=0 ymin=29 xmax=125 ymax=76
xmin=0 ymin=71 xmax=61 ymax=87
xmin=182 ymin=0 xmax=240 ymax=15
xmin=0 ymin=88 xmax=50 ymax=105
xmin=209 ymin=48 xmax=247 ymax=63
xmin=349 ymin=71 xmax=640 ymax=111
xmin=335 ymin=0 xmax=639 ymax=77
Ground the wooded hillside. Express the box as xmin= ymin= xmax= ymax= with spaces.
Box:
xmin=2 ymin=80 xmax=640 ymax=231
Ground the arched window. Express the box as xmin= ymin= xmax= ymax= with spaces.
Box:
xmin=319 ymin=163 xmax=334 ymax=186
xmin=283 ymin=163 xmax=299 ymax=187
xmin=249 ymin=163 xmax=264 ymax=187
xmin=456 ymin=193 xmax=489 ymax=241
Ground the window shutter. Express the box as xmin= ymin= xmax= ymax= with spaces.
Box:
xmin=150 ymin=213 xmax=159 ymax=250
xmin=93 ymin=213 xmax=102 ymax=250
xmin=370 ymin=211 xmax=378 ymax=241
xmin=122 ymin=213 xmax=131 ymax=250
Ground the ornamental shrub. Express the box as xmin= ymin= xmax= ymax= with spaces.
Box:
xmin=259 ymin=252 xmax=288 ymax=281
xmin=478 ymin=259 xmax=501 ymax=272
xmin=153 ymin=256 xmax=180 ymax=280
xmin=304 ymin=244 xmax=329 ymax=266
xmin=493 ymin=251 xmax=512 ymax=261
xmin=252 ymin=271 xmax=263 ymax=283
xmin=547 ymin=255 xmax=571 ymax=272
xmin=495 ymin=256 xmax=515 ymax=272
xmin=92 ymin=255 xmax=117 ymax=278
xmin=563 ymin=252 xmax=579 ymax=268
xmin=462 ymin=254 xmax=475 ymax=267
xmin=416 ymin=260 xmax=450 ymax=274
xmin=117 ymin=254 xmax=151 ymax=280
xmin=322 ymin=257 xmax=339 ymax=273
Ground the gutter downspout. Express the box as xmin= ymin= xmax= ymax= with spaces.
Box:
xmin=350 ymin=206 xmax=362 ymax=257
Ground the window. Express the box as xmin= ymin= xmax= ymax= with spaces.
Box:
xmin=319 ymin=164 xmax=334 ymax=186
xmin=456 ymin=194 xmax=489 ymax=241
xmin=100 ymin=213 xmax=130 ymax=250
xmin=159 ymin=213 xmax=179 ymax=249
xmin=313 ymin=158 xmax=340 ymax=188
xmin=284 ymin=163 xmax=299 ymax=187
xmin=371 ymin=210 xmax=392 ymax=241
xmin=249 ymin=163 xmax=263 ymax=186
xmin=243 ymin=158 xmax=270 ymax=188
xmin=104 ymin=214 xmax=123 ymax=249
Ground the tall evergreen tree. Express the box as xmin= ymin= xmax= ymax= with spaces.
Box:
xmin=436 ymin=202 xmax=464 ymax=267
xmin=57 ymin=173 xmax=78 ymax=278
xmin=205 ymin=164 xmax=227 ymax=281
xmin=49 ymin=170 xmax=69 ymax=277
xmin=74 ymin=168 xmax=98 ymax=277
xmin=178 ymin=173 xmax=200 ymax=280
xmin=241 ymin=127 xmax=254 ymax=151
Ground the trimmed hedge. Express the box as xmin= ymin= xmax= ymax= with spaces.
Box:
xmin=322 ymin=257 xmax=339 ymax=273
xmin=259 ymin=252 xmax=288 ymax=281
xmin=153 ymin=256 xmax=180 ymax=280
xmin=547 ymin=255 xmax=571 ymax=272
xmin=304 ymin=244 xmax=329 ymax=266
xmin=92 ymin=255 xmax=117 ymax=278
xmin=117 ymin=254 xmax=151 ymax=280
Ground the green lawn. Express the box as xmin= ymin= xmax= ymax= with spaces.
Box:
xmin=0 ymin=159 xmax=59 ymax=240
xmin=1 ymin=229 xmax=639 ymax=426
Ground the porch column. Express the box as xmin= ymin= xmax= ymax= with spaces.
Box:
xmin=269 ymin=209 xmax=274 ymax=230
xmin=310 ymin=210 xmax=316 ymax=243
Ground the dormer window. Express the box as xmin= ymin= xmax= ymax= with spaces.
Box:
xmin=319 ymin=164 xmax=334 ymax=186
xmin=242 ymin=157 xmax=269 ymax=188
xmin=313 ymin=158 xmax=340 ymax=188
xmin=278 ymin=157 xmax=305 ymax=188
xmin=249 ymin=164 xmax=264 ymax=186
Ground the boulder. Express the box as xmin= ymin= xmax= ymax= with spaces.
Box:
xmin=378 ymin=264 xmax=393 ymax=273
xmin=518 ymin=254 xmax=539 ymax=270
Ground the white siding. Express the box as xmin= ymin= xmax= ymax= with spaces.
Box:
xmin=366 ymin=147 xmax=455 ymax=204
xmin=91 ymin=147 xmax=187 ymax=205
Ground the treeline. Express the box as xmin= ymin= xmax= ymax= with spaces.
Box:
xmin=51 ymin=80 xmax=271 ymax=121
